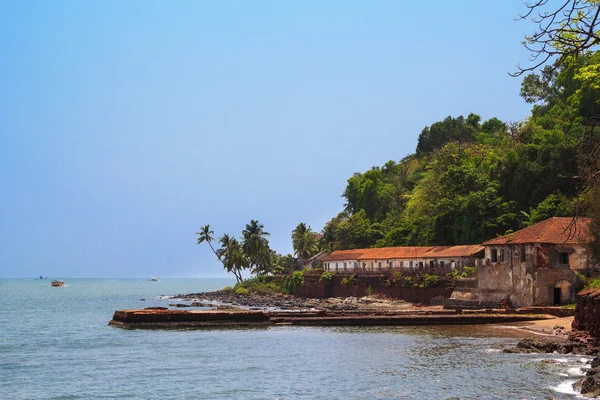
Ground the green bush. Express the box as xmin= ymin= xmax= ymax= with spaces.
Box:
xmin=291 ymin=271 xmax=304 ymax=286
xmin=319 ymin=271 xmax=334 ymax=284
xmin=234 ymin=276 xmax=284 ymax=295
xmin=403 ymin=276 xmax=413 ymax=288
xmin=341 ymin=277 xmax=349 ymax=286
xmin=462 ymin=266 xmax=476 ymax=277
xmin=365 ymin=286 xmax=374 ymax=296
xmin=586 ymin=276 xmax=600 ymax=289
xmin=222 ymin=286 xmax=233 ymax=292
xmin=236 ymin=287 xmax=249 ymax=295
xmin=420 ymin=273 xmax=442 ymax=288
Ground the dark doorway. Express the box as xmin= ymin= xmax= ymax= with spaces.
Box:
xmin=553 ymin=288 xmax=561 ymax=305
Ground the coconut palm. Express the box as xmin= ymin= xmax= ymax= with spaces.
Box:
xmin=196 ymin=224 xmax=221 ymax=261
xmin=292 ymin=222 xmax=318 ymax=265
xmin=242 ymin=220 xmax=271 ymax=276
xmin=218 ymin=234 xmax=246 ymax=283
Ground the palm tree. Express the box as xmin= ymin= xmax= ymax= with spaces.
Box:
xmin=320 ymin=224 xmax=336 ymax=252
xmin=196 ymin=224 xmax=221 ymax=261
xmin=292 ymin=222 xmax=318 ymax=265
xmin=242 ymin=220 xmax=271 ymax=276
xmin=218 ymin=234 xmax=246 ymax=283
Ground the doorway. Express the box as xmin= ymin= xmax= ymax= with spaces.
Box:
xmin=553 ymin=288 xmax=561 ymax=305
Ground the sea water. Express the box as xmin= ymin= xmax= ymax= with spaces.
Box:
xmin=0 ymin=278 xmax=589 ymax=399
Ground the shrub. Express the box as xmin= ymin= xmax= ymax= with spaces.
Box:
xmin=403 ymin=276 xmax=413 ymax=288
xmin=291 ymin=271 xmax=305 ymax=286
xmin=236 ymin=287 xmax=249 ymax=295
xmin=420 ymin=273 xmax=442 ymax=288
xmin=341 ymin=277 xmax=349 ymax=286
xmin=365 ymin=286 xmax=374 ymax=296
xmin=462 ymin=266 xmax=476 ymax=277
xmin=222 ymin=286 xmax=233 ymax=292
xmin=586 ymin=276 xmax=600 ymax=289
xmin=319 ymin=271 xmax=334 ymax=284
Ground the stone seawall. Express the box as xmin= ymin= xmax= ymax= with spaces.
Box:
xmin=573 ymin=289 xmax=600 ymax=337
xmin=292 ymin=274 xmax=453 ymax=305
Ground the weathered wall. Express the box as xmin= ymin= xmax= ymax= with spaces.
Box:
xmin=475 ymin=243 xmax=584 ymax=307
xmin=573 ymin=289 xmax=600 ymax=337
xmin=292 ymin=274 xmax=453 ymax=305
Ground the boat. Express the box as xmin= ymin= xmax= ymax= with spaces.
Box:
xmin=38 ymin=276 xmax=48 ymax=280
xmin=51 ymin=280 xmax=65 ymax=287
xmin=148 ymin=277 xmax=158 ymax=282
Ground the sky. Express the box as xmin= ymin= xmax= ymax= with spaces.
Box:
xmin=0 ymin=1 xmax=538 ymax=278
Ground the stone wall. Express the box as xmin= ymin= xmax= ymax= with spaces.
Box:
xmin=573 ymin=289 xmax=600 ymax=337
xmin=292 ymin=274 xmax=453 ymax=305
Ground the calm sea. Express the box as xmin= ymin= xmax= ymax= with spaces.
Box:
xmin=0 ymin=278 xmax=589 ymax=399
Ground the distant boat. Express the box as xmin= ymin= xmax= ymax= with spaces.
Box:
xmin=38 ymin=276 xmax=48 ymax=280
xmin=148 ymin=277 xmax=158 ymax=282
xmin=51 ymin=280 xmax=65 ymax=287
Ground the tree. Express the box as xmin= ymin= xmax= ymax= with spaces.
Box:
xmin=196 ymin=224 xmax=220 ymax=261
xmin=512 ymin=0 xmax=600 ymax=77
xmin=216 ymin=234 xmax=246 ymax=283
xmin=291 ymin=222 xmax=318 ymax=265
xmin=242 ymin=220 xmax=271 ymax=276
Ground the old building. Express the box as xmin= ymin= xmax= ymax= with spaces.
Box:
xmin=322 ymin=245 xmax=484 ymax=273
xmin=460 ymin=217 xmax=593 ymax=307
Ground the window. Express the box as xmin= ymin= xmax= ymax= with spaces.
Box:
xmin=335 ymin=263 xmax=338 ymax=271
xmin=491 ymin=249 xmax=498 ymax=263
xmin=343 ymin=262 xmax=347 ymax=271
xmin=378 ymin=262 xmax=382 ymax=270
xmin=418 ymin=262 xmax=424 ymax=270
xmin=354 ymin=262 xmax=358 ymax=269
xmin=409 ymin=261 xmax=413 ymax=272
xmin=521 ymin=246 xmax=526 ymax=262
xmin=503 ymin=249 xmax=509 ymax=262
xmin=451 ymin=260 xmax=456 ymax=269
xmin=400 ymin=261 xmax=404 ymax=268
xmin=559 ymin=252 xmax=570 ymax=265
xmin=440 ymin=261 xmax=445 ymax=268
xmin=371 ymin=262 xmax=374 ymax=270
xmin=429 ymin=260 xmax=434 ymax=268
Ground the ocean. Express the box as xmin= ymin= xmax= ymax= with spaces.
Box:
xmin=0 ymin=278 xmax=589 ymax=399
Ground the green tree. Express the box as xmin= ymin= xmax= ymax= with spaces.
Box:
xmin=242 ymin=220 xmax=272 ymax=276
xmin=291 ymin=222 xmax=319 ymax=264
xmin=216 ymin=234 xmax=246 ymax=283
xmin=196 ymin=224 xmax=221 ymax=261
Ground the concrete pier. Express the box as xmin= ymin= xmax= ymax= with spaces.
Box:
xmin=109 ymin=308 xmax=556 ymax=329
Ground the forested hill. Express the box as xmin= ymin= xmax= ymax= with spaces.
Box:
xmin=320 ymin=52 xmax=600 ymax=251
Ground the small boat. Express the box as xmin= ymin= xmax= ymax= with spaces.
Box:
xmin=148 ymin=277 xmax=158 ymax=282
xmin=51 ymin=280 xmax=65 ymax=287
xmin=38 ymin=276 xmax=48 ymax=280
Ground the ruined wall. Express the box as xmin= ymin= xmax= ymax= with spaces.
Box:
xmin=292 ymin=274 xmax=453 ymax=305
xmin=475 ymin=244 xmax=583 ymax=307
xmin=573 ymin=289 xmax=600 ymax=337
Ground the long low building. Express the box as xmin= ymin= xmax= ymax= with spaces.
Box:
xmin=322 ymin=245 xmax=484 ymax=273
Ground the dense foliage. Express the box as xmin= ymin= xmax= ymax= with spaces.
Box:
xmin=318 ymin=52 xmax=600 ymax=251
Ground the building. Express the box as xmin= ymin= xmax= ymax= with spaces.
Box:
xmin=461 ymin=217 xmax=593 ymax=307
xmin=322 ymin=245 xmax=484 ymax=273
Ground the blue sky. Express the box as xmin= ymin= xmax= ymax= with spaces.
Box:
xmin=0 ymin=1 xmax=536 ymax=278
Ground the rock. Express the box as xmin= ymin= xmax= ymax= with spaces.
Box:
xmin=144 ymin=306 xmax=168 ymax=310
xmin=579 ymin=373 xmax=600 ymax=397
xmin=503 ymin=338 xmax=573 ymax=354
xmin=169 ymin=303 xmax=191 ymax=308
xmin=591 ymin=357 xmax=600 ymax=369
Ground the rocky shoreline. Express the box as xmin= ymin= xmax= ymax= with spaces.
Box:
xmin=171 ymin=289 xmax=420 ymax=312
xmin=503 ymin=330 xmax=600 ymax=397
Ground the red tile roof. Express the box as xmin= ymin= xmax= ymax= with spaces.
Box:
xmin=321 ymin=249 xmax=366 ymax=262
xmin=483 ymin=217 xmax=592 ymax=245
xmin=322 ymin=245 xmax=484 ymax=262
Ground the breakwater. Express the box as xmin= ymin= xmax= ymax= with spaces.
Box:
xmin=109 ymin=308 xmax=555 ymax=329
